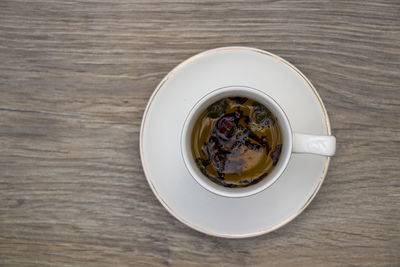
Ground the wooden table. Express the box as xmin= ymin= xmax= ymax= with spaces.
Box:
xmin=1 ymin=0 xmax=399 ymax=265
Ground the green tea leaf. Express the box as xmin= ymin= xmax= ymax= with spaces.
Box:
xmin=207 ymin=99 xmax=228 ymax=118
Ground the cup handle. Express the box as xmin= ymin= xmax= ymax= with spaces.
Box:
xmin=293 ymin=133 xmax=336 ymax=156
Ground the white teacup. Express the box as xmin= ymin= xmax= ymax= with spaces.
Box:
xmin=181 ymin=86 xmax=336 ymax=198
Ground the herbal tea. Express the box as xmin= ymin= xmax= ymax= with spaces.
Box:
xmin=191 ymin=97 xmax=282 ymax=188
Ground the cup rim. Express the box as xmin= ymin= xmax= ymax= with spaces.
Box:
xmin=181 ymin=85 xmax=293 ymax=198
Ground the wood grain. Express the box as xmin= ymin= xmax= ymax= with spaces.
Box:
xmin=0 ymin=0 xmax=399 ymax=266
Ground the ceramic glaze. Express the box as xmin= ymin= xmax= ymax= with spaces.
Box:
xmin=140 ymin=47 xmax=336 ymax=238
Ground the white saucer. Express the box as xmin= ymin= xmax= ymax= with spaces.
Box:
xmin=140 ymin=47 xmax=332 ymax=238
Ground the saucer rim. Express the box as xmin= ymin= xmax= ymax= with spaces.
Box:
xmin=140 ymin=46 xmax=332 ymax=238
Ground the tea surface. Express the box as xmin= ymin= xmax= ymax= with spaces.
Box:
xmin=192 ymin=97 xmax=282 ymax=187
